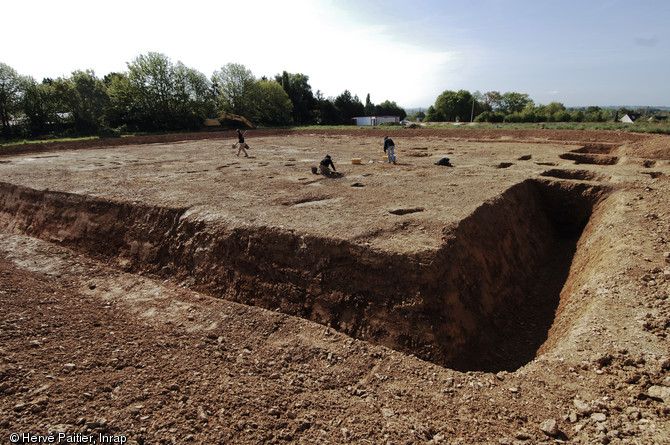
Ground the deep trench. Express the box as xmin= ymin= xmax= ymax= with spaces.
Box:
xmin=0 ymin=178 xmax=609 ymax=372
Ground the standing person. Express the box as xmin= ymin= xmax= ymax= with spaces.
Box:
xmin=319 ymin=154 xmax=337 ymax=175
xmin=235 ymin=129 xmax=249 ymax=157
xmin=383 ymin=136 xmax=396 ymax=164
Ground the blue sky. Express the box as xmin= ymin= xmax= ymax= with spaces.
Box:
xmin=4 ymin=0 xmax=669 ymax=108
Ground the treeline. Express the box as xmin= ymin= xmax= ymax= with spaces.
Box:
xmin=2 ymin=52 xmax=666 ymax=141
xmin=0 ymin=52 xmax=406 ymax=140
xmin=422 ymin=90 xmax=669 ymax=124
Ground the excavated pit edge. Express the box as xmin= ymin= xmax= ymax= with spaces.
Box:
xmin=0 ymin=179 xmax=611 ymax=371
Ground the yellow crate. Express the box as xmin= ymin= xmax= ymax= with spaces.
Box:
xmin=351 ymin=158 xmax=362 ymax=164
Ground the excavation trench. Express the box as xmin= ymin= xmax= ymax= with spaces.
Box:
xmin=0 ymin=179 xmax=609 ymax=372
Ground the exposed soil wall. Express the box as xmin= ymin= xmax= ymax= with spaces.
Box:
xmin=0 ymin=179 xmax=609 ymax=372
xmin=417 ymin=179 xmax=609 ymax=370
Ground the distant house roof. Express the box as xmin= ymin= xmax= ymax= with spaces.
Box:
xmin=620 ymin=114 xmax=634 ymax=123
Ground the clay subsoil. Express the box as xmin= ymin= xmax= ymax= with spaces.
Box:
xmin=0 ymin=128 xmax=669 ymax=444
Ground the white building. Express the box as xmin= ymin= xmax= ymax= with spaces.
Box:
xmin=351 ymin=116 xmax=400 ymax=126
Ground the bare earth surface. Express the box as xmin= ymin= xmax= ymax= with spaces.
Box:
xmin=0 ymin=128 xmax=669 ymax=444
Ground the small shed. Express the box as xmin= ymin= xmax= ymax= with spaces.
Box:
xmin=351 ymin=116 xmax=400 ymax=126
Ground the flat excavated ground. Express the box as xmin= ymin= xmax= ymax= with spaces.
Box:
xmin=0 ymin=128 xmax=669 ymax=444
xmin=0 ymin=129 xmax=589 ymax=253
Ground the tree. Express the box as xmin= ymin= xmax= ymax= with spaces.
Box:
xmin=426 ymin=90 xmax=473 ymax=122
xmin=424 ymin=105 xmax=444 ymax=122
xmin=554 ymin=110 xmax=572 ymax=122
xmin=0 ymin=63 xmax=23 ymax=137
xmin=118 ymin=52 xmax=212 ymax=131
xmin=105 ymin=72 xmax=138 ymax=131
xmin=314 ymin=90 xmax=339 ymax=125
xmin=481 ymin=91 xmax=503 ymax=112
xmin=474 ymin=111 xmax=504 ymax=123
xmin=373 ymin=100 xmax=406 ymax=120
xmin=212 ymin=63 xmax=256 ymax=116
xmin=470 ymin=90 xmax=484 ymax=122
xmin=274 ymin=71 xmax=316 ymax=124
xmin=409 ymin=110 xmax=425 ymax=122
xmin=500 ymin=92 xmax=531 ymax=114
xmin=533 ymin=102 xmax=564 ymax=122
xmin=172 ymin=62 xmax=214 ymax=129
xmin=364 ymin=93 xmax=374 ymax=116
xmin=333 ymin=90 xmax=364 ymax=124
xmin=584 ymin=106 xmax=608 ymax=122
xmin=571 ymin=109 xmax=585 ymax=122
xmin=21 ymin=77 xmax=61 ymax=136
xmin=247 ymin=79 xmax=292 ymax=126
xmin=126 ymin=52 xmax=175 ymax=129
xmin=52 ymin=70 xmax=110 ymax=135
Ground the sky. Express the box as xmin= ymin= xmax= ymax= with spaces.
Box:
xmin=4 ymin=0 xmax=669 ymax=109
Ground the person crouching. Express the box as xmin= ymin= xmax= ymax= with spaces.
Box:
xmin=319 ymin=155 xmax=337 ymax=175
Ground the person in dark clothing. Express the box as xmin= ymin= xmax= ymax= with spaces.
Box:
xmin=235 ymin=129 xmax=249 ymax=157
xmin=434 ymin=157 xmax=453 ymax=166
xmin=383 ymin=136 xmax=396 ymax=163
xmin=319 ymin=154 xmax=337 ymax=175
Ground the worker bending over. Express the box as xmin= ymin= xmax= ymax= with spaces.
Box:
xmin=319 ymin=155 xmax=337 ymax=175
xmin=383 ymin=136 xmax=396 ymax=164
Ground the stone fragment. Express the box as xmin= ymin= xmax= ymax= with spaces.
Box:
xmin=574 ymin=398 xmax=592 ymax=415
xmin=515 ymin=429 xmax=531 ymax=440
xmin=647 ymin=385 xmax=670 ymax=402
xmin=591 ymin=412 xmax=607 ymax=422
xmin=607 ymin=429 xmax=620 ymax=439
xmin=63 ymin=363 xmax=76 ymax=372
xmin=568 ymin=411 xmax=578 ymax=423
xmin=197 ymin=406 xmax=208 ymax=422
xmin=540 ymin=419 xmax=559 ymax=436
xmin=625 ymin=407 xmax=641 ymax=420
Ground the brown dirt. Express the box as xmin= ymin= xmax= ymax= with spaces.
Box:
xmin=0 ymin=128 xmax=669 ymax=444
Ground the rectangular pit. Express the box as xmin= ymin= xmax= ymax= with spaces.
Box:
xmin=0 ymin=178 xmax=609 ymax=372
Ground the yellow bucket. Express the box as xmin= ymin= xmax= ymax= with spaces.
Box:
xmin=382 ymin=155 xmax=388 ymax=162
xmin=351 ymin=158 xmax=362 ymax=164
